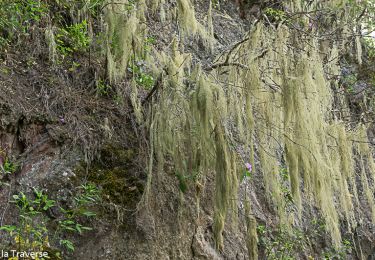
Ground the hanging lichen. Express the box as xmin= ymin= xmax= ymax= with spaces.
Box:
xmin=206 ymin=1 xmax=214 ymax=52
xmin=103 ymin=1 xmax=148 ymax=83
xmin=45 ymin=25 xmax=57 ymax=63
xmin=124 ymin=0 xmax=375 ymax=253
xmin=355 ymin=35 xmax=363 ymax=65
xmin=245 ymin=199 xmax=258 ymax=260
xmin=176 ymin=0 xmax=198 ymax=36
xmin=213 ymin=125 xmax=232 ymax=250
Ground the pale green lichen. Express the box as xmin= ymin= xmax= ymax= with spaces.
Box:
xmin=116 ymin=0 xmax=375 ymax=252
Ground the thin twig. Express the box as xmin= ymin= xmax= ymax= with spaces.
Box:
xmin=141 ymin=69 xmax=166 ymax=105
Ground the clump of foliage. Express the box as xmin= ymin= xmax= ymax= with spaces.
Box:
xmin=56 ymin=20 xmax=90 ymax=57
xmin=0 ymin=149 xmax=17 ymax=177
xmin=306 ymin=218 xmax=352 ymax=259
xmin=323 ymin=239 xmax=352 ymax=260
xmin=257 ymin=224 xmax=306 ymax=260
xmin=2 ymin=158 xmax=17 ymax=175
xmin=240 ymin=162 xmax=253 ymax=182
xmin=264 ymin=7 xmax=287 ymax=23
xmin=56 ymin=183 xmax=100 ymax=252
xmin=0 ymin=0 xmax=47 ymax=48
xmin=342 ymin=74 xmax=358 ymax=93
xmin=96 ymin=79 xmax=112 ymax=96
xmin=0 ymin=188 xmax=55 ymax=257
xmin=175 ymin=169 xmax=201 ymax=193
xmin=363 ymin=37 xmax=375 ymax=59
xmin=126 ymin=36 xmax=157 ymax=90
xmin=256 ymin=219 xmax=353 ymax=259
xmin=128 ymin=61 xmax=155 ymax=90
xmin=0 ymin=183 xmax=100 ymax=257
xmin=278 ymin=166 xmax=293 ymax=205
xmin=143 ymin=36 xmax=156 ymax=55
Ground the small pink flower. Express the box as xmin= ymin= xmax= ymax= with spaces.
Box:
xmin=59 ymin=116 xmax=65 ymax=124
xmin=245 ymin=163 xmax=252 ymax=172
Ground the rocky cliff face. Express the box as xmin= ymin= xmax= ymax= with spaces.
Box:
xmin=0 ymin=0 xmax=375 ymax=259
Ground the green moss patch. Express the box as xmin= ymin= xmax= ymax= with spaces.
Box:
xmin=75 ymin=144 xmax=144 ymax=209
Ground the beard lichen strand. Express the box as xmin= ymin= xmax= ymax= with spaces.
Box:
xmin=354 ymin=126 xmax=375 ymax=222
xmin=243 ymin=69 xmax=256 ymax=171
xmin=131 ymin=80 xmax=144 ymax=123
xmin=245 ymin=199 xmax=258 ymax=260
xmin=159 ymin=0 xmax=166 ymax=23
xmin=176 ymin=0 xmax=214 ymax=47
xmin=238 ymin=24 xmax=292 ymax=225
xmin=274 ymin=26 xmax=305 ymax=216
xmin=141 ymin=105 xmax=156 ymax=208
xmin=207 ymin=1 xmax=214 ymax=52
xmin=359 ymin=154 xmax=375 ymax=222
xmin=191 ymin=67 xmax=238 ymax=250
xmin=137 ymin=0 xmax=375 ymax=252
xmin=45 ymin=26 xmax=57 ymax=63
xmin=137 ymin=0 xmax=147 ymax=22
xmin=336 ymin=124 xmax=357 ymax=227
xmin=193 ymin=70 xmax=214 ymax=139
xmin=104 ymin=2 xmax=140 ymax=83
xmin=147 ymin=0 xmax=160 ymax=12
xmin=355 ymin=35 xmax=363 ymax=65
xmin=148 ymin=39 xmax=240 ymax=250
xmin=176 ymin=0 xmax=198 ymax=37
xmin=213 ymin=125 xmax=235 ymax=251
xmin=266 ymin=26 xmax=349 ymax=245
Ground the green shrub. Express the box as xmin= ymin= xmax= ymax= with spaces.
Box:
xmin=3 ymin=159 xmax=17 ymax=174
xmin=342 ymin=74 xmax=357 ymax=93
xmin=363 ymin=37 xmax=375 ymax=59
xmin=323 ymin=239 xmax=352 ymax=259
xmin=0 ymin=188 xmax=55 ymax=256
xmin=0 ymin=0 xmax=47 ymax=48
xmin=96 ymin=79 xmax=112 ymax=96
xmin=128 ymin=62 xmax=155 ymax=90
xmin=56 ymin=183 xmax=100 ymax=252
xmin=56 ymin=20 xmax=90 ymax=57
xmin=0 ymin=183 xmax=100 ymax=256
xmin=264 ymin=7 xmax=287 ymax=22
xmin=257 ymin=224 xmax=306 ymax=260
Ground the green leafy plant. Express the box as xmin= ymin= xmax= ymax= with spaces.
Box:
xmin=69 ymin=61 xmax=81 ymax=72
xmin=56 ymin=183 xmax=100 ymax=252
xmin=211 ymin=0 xmax=220 ymax=9
xmin=310 ymin=217 xmax=326 ymax=238
xmin=363 ymin=37 xmax=375 ymax=59
xmin=0 ymin=183 xmax=100 ymax=256
xmin=257 ymin=224 xmax=306 ymax=260
xmin=175 ymin=172 xmax=188 ymax=193
xmin=342 ymin=74 xmax=357 ymax=93
xmin=113 ymin=94 xmax=124 ymax=105
xmin=143 ymin=36 xmax=156 ymax=56
xmin=175 ymin=169 xmax=201 ymax=193
xmin=323 ymin=239 xmax=352 ymax=259
xmin=83 ymin=0 xmax=106 ymax=18
xmin=96 ymin=79 xmax=112 ymax=96
xmin=0 ymin=188 xmax=55 ymax=256
xmin=128 ymin=61 xmax=155 ymax=90
xmin=264 ymin=7 xmax=287 ymax=22
xmin=0 ymin=0 xmax=47 ymax=48
xmin=59 ymin=239 xmax=75 ymax=252
xmin=3 ymin=158 xmax=17 ymax=174
xmin=241 ymin=162 xmax=253 ymax=181
xmin=56 ymin=20 xmax=90 ymax=57
xmin=278 ymin=166 xmax=293 ymax=205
